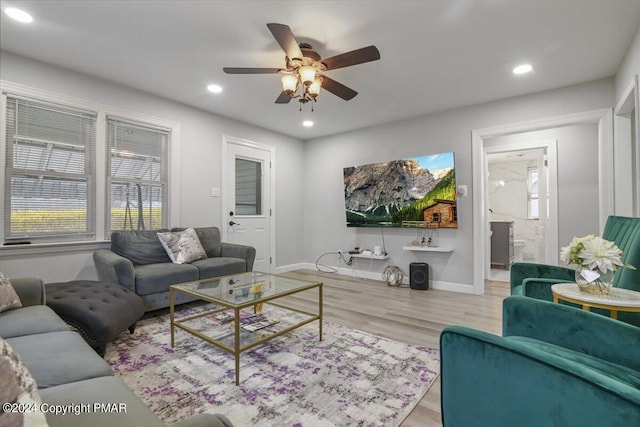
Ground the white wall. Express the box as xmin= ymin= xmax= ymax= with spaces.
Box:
xmin=614 ymin=26 xmax=639 ymax=217
xmin=615 ymin=26 xmax=640 ymax=101
xmin=485 ymin=124 xmax=600 ymax=254
xmin=0 ymin=49 xmax=628 ymax=291
xmin=302 ymin=79 xmax=614 ymax=290
xmin=0 ymin=52 xmax=306 ymax=281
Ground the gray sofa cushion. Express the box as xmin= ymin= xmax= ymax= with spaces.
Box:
xmin=195 ymin=226 xmax=223 ymax=258
xmin=7 ymin=331 xmax=113 ymax=388
xmin=111 ymin=230 xmax=171 ymax=265
xmin=134 ymin=263 xmax=199 ymax=295
xmin=40 ymin=376 xmax=166 ymax=427
xmin=0 ymin=305 xmax=69 ymax=338
xmin=9 ymin=277 xmax=46 ymax=307
xmin=192 ymin=257 xmax=247 ymax=279
xmin=172 ymin=226 xmax=222 ymax=257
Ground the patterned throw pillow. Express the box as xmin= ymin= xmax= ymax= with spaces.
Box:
xmin=157 ymin=227 xmax=207 ymax=264
xmin=0 ymin=338 xmax=50 ymax=427
xmin=0 ymin=272 xmax=22 ymax=313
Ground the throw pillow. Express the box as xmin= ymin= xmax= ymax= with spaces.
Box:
xmin=0 ymin=272 xmax=22 ymax=313
xmin=157 ymin=227 xmax=207 ymax=264
xmin=0 ymin=338 xmax=50 ymax=427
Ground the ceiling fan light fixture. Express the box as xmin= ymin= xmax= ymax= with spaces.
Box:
xmin=513 ymin=63 xmax=533 ymax=75
xmin=4 ymin=7 xmax=33 ymax=23
xmin=299 ymin=65 xmax=316 ymax=85
xmin=281 ymin=74 xmax=299 ymax=93
xmin=308 ymin=78 xmax=322 ymax=96
xmin=223 ymin=23 xmax=380 ymax=110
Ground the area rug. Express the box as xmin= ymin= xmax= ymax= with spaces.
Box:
xmin=104 ymin=304 xmax=439 ymax=427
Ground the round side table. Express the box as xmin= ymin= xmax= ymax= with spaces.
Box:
xmin=551 ymin=283 xmax=640 ymax=320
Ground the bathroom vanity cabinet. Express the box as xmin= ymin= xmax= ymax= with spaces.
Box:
xmin=491 ymin=221 xmax=514 ymax=269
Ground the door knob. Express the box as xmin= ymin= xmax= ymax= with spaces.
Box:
xmin=229 ymin=221 xmax=239 ymax=226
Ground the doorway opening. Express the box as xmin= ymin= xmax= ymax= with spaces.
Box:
xmin=472 ymin=108 xmax=614 ymax=295
xmin=485 ymin=141 xmax=557 ymax=282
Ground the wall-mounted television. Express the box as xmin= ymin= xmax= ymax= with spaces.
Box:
xmin=343 ymin=151 xmax=457 ymax=228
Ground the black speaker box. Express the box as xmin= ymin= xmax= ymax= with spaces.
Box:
xmin=409 ymin=262 xmax=429 ymax=290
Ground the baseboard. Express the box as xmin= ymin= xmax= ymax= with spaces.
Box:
xmin=274 ymin=263 xmax=311 ymax=274
xmin=275 ymin=262 xmax=474 ymax=294
xmin=429 ymin=281 xmax=475 ymax=293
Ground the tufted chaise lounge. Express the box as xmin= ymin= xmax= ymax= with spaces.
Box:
xmin=45 ymin=280 xmax=145 ymax=355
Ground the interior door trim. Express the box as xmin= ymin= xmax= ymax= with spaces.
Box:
xmin=221 ymin=135 xmax=276 ymax=271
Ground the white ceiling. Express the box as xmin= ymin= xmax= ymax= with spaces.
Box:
xmin=1 ymin=0 xmax=639 ymax=140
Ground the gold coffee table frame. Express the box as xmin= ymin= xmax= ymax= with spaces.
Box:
xmin=170 ymin=272 xmax=323 ymax=385
xmin=551 ymin=283 xmax=640 ymax=320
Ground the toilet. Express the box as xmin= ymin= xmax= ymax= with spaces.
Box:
xmin=514 ymin=240 xmax=525 ymax=262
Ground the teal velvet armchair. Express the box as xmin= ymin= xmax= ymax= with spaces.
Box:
xmin=440 ymin=296 xmax=640 ymax=427
xmin=510 ymin=215 xmax=640 ymax=326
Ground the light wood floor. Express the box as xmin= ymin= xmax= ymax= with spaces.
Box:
xmin=277 ymin=269 xmax=510 ymax=427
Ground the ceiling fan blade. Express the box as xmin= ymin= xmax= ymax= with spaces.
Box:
xmin=275 ymin=91 xmax=292 ymax=104
xmin=321 ymin=45 xmax=381 ymax=70
xmin=267 ymin=23 xmax=303 ymax=60
xmin=321 ymin=76 xmax=358 ymax=100
xmin=223 ymin=67 xmax=281 ymax=74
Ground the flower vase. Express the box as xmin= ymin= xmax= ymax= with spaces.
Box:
xmin=575 ymin=266 xmax=615 ymax=295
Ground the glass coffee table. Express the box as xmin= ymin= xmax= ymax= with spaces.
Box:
xmin=170 ymin=271 xmax=323 ymax=385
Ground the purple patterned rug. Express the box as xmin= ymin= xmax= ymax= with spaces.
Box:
xmin=104 ymin=304 xmax=439 ymax=427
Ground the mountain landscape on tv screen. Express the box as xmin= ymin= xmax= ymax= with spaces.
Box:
xmin=343 ymin=152 xmax=456 ymax=227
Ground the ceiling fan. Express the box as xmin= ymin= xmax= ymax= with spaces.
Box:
xmin=223 ymin=23 xmax=381 ymax=110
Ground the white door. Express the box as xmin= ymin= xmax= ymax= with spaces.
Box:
xmin=223 ymin=138 xmax=273 ymax=272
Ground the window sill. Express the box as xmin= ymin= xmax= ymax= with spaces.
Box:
xmin=0 ymin=240 xmax=110 ymax=257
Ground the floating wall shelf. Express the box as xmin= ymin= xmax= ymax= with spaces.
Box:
xmin=402 ymin=246 xmax=453 ymax=253
xmin=349 ymin=253 xmax=390 ymax=260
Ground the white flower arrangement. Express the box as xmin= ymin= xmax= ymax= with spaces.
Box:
xmin=560 ymin=235 xmax=634 ymax=273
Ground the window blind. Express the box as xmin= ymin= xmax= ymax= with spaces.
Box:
xmin=4 ymin=96 xmax=96 ymax=239
xmin=235 ymin=158 xmax=262 ymax=215
xmin=106 ymin=118 xmax=169 ymax=234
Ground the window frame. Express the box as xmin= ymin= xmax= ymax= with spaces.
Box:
xmin=234 ymin=156 xmax=263 ymax=216
xmin=105 ymin=117 xmax=171 ymax=236
xmin=4 ymin=95 xmax=97 ymax=242
xmin=0 ymin=81 xmax=180 ymax=247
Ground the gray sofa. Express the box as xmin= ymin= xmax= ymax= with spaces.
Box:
xmin=0 ymin=277 xmax=232 ymax=427
xmin=94 ymin=226 xmax=256 ymax=311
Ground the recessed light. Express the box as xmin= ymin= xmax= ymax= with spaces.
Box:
xmin=513 ymin=64 xmax=533 ymax=75
xmin=4 ymin=7 xmax=33 ymax=23
xmin=207 ymin=84 xmax=222 ymax=94
xmin=302 ymin=120 xmax=314 ymax=127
